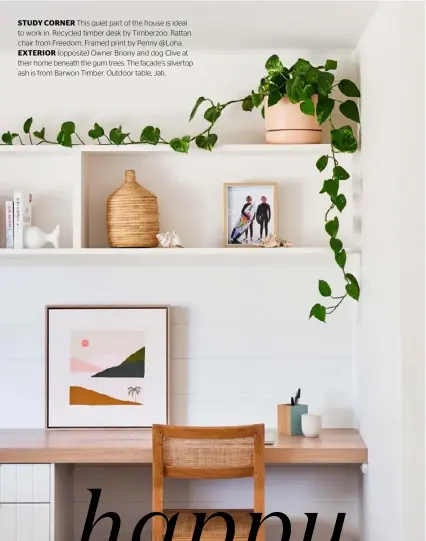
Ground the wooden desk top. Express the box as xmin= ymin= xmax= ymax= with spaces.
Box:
xmin=0 ymin=429 xmax=367 ymax=465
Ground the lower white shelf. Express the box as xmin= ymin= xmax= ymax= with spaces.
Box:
xmin=0 ymin=247 xmax=360 ymax=257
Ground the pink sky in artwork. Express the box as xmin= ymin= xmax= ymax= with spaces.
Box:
xmin=70 ymin=358 xmax=102 ymax=373
xmin=70 ymin=331 xmax=145 ymax=370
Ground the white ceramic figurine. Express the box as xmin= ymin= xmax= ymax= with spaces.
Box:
xmin=24 ymin=225 xmax=60 ymax=249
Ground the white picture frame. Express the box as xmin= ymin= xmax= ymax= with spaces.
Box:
xmin=45 ymin=305 xmax=170 ymax=429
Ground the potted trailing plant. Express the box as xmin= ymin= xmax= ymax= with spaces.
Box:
xmin=0 ymin=55 xmax=360 ymax=322
xmin=238 ymin=56 xmax=361 ymax=321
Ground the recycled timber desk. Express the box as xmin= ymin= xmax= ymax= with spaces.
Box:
xmin=0 ymin=428 xmax=367 ymax=464
xmin=0 ymin=429 xmax=367 ymax=540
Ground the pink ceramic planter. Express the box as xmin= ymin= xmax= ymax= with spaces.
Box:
xmin=264 ymin=95 xmax=322 ymax=144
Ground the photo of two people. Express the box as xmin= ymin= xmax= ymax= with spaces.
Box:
xmin=225 ymin=184 xmax=277 ymax=246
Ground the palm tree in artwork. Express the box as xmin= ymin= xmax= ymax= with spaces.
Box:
xmin=127 ymin=386 xmax=141 ymax=403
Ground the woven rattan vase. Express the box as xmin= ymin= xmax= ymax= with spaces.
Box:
xmin=107 ymin=170 xmax=159 ymax=248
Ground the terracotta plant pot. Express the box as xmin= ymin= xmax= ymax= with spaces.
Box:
xmin=264 ymin=95 xmax=322 ymax=144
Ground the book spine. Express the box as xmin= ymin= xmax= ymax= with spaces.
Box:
xmin=5 ymin=201 xmax=14 ymax=249
xmin=23 ymin=193 xmax=32 ymax=228
xmin=13 ymin=191 xmax=23 ymax=249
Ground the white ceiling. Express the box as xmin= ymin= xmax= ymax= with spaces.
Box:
xmin=2 ymin=1 xmax=379 ymax=51
xmin=174 ymin=1 xmax=379 ymax=50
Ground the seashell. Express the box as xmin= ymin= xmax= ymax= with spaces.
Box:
xmin=156 ymin=231 xmax=184 ymax=248
xmin=259 ymin=234 xmax=292 ymax=248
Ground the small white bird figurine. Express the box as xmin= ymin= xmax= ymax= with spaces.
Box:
xmin=24 ymin=225 xmax=60 ymax=249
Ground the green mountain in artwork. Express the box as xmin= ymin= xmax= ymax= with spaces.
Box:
xmin=122 ymin=346 xmax=145 ymax=364
xmin=92 ymin=347 xmax=145 ymax=378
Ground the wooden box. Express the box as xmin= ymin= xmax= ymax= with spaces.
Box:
xmin=277 ymin=404 xmax=308 ymax=436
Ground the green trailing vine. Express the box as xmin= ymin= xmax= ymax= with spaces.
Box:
xmin=0 ymin=55 xmax=360 ymax=322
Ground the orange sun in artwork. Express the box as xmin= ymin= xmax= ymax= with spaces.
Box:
xmin=81 ymin=339 xmax=89 ymax=347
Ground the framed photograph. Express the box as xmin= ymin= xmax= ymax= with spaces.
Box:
xmin=46 ymin=305 xmax=169 ymax=429
xmin=224 ymin=183 xmax=278 ymax=246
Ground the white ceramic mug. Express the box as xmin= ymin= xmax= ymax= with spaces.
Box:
xmin=301 ymin=413 xmax=322 ymax=438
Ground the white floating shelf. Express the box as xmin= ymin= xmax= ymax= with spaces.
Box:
xmin=0 ymin=247 xmax=360 ymax=257
xmin=0 ymin=144 xmax=337 ymax=155
xmin=0 ymin=142 xmax=356 ymax=260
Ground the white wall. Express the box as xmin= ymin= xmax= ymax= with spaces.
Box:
xmin=397 ymin=4 xmax=425 ymax=539
xmin=356 ymin=3 xmax=425 ymax=541
xmin=0 ymin=2 xmax=365 ymax=540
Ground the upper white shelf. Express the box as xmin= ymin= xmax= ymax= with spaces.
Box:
xmin=0 ymin=144 xmax=337 ymax=155
xmin=0 ymin=247 xmax=360 ymax=257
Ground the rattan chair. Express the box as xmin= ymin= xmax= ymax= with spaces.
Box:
xmin=152 ymin=424 xmax=265 ymax=541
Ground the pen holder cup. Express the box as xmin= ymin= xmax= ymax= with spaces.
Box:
xmin=277 ymin=404 xmax=308 ymax=436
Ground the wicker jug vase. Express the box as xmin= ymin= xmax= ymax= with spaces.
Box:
xmin=107 ymin=170 xmax=159 ymax=248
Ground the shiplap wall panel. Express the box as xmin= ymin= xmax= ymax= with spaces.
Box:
xmin=0 ymin=503 xmax=50 ymax=541
xmin=0 ymin=262 xmax=356 ymax=430
xmin=72 ymin=465 xmax=360 ymax=541
xmin=0 ymin=465 xmax=50 ymax=503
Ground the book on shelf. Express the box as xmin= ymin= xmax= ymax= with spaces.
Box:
xmin=5 ymin=201 xmax=14 ymax=249
xmin=13 ymin=191 xmax=32 ymax=249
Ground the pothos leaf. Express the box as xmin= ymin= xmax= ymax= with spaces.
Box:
xmin=335 ymin=249 xmax=347 ymax=269
xmin=268 ymin=89 xmax=282 ymax=107
xmin=88 ymin=123 xmax=104 ymax=140
xmin=61 ymin=121 xmax=75 ymax=135
xmin=309 ymin=303 xmax=326 ymax=322
xmin=265 ymin=54 xmax=284 ymax=74
xmin=1 ymin=132 xmax=13 ymax=144
xmin=170 ymin=137 xmax=190 ymax=153
xmin=333 ymin=194 xmax=347 ymax=212
xmin=251 ymin=92 xmax=263 ymax=108
xmin=300 ymin=98 xmax=315 ymax=116
xmin=204 ymin=106 xmax=221 ymax=123
xmin=339 ymin=100 xmax=360 ymax=123
xmin=140 ymin=126 xmax=160 ymax=145
xmin=316 ymin=155 xmax=329 ymax=172
xmin=330 ymin=237 xmax=343 ymax=253
xmin=109 ymin=126 xmax=128 ymax=145
xmin=189 ymin=96 xmax=206 ymax=121
xmin=320 ymin=178 xmax=339 ymax=198
xmin=325 ymin=59 xmax=338 ymax=71
xmin=345 ymin=273 xmax=360 ymax=300
xmin=242 ymin=96 xmax=254 ymax=111
xmin=33 ymin=127 xmax=46 ymax=140
xmin=338 ymin=79 xmax=360 ymax=98
xmin=292 ymin=58 xmax=312 ymax=74
xmin=23 ymin=117 xmax=33 ymax=134
xmin=333 ymin=165 xmax=350 ymax=180
xmin=325 ymin=217 xmax=339 ymax=237
xmin=331 ymin=126 xmax=358 ymax=153
xmin=195 ymin=133 xmax=217 ymax=151
xmin=60 ymin=133 xmax=72 ymax=147
xmin=318 ymin=280 xmax=332 ymax=297
xmin=318 ymin=71 xmax=334 ymax=95
xmin=316 ymin=96 xmax=335 ymax=125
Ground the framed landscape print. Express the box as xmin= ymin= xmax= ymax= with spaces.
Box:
xmin=224 ymin=183 xmax=278 ymax=246
xmin=46 ymin=305 xmax=169 ymax=429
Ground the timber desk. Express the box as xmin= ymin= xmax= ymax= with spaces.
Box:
xmin=0 ymin=429 xmax=367 ymax=540
xmin=0 ymin=428 xmax=367 ymax=464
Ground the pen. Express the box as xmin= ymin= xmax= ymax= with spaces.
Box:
xmin=295 ymin=388 xmax=301 ymax=405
